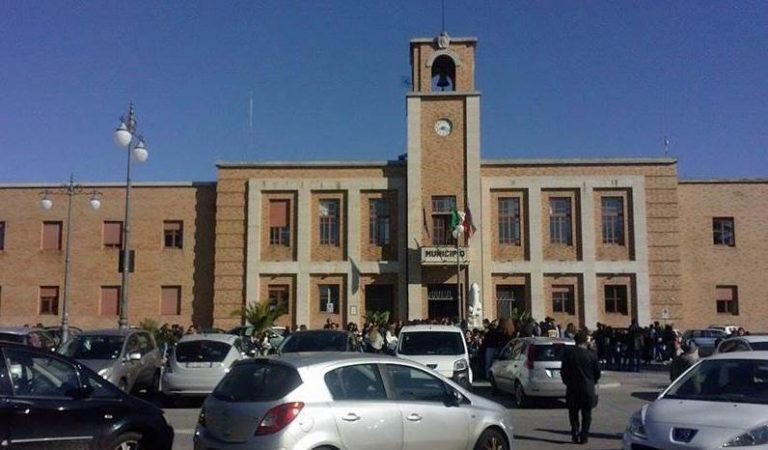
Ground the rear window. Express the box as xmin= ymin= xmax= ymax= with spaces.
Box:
xmin=398 ymin=331 xmax=465 ymax=356
xmin=213 ymin=361 xmax=302 ymax=402
xmin=534 ymin=343 xmax=571 ymax=362
xmin=175 ymin=341 xmax=232 ymax=363
xmin=279 ymin=332 xmax=352 ymax=353
xmin=0 ymin=333 xmax=24 ymax=344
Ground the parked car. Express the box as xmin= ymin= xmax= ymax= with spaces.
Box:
xmin=58 ymin=328 xmax=162 ymax=393
xmin=623 ymin=351 xmax=768 ymax=449
xmin=716 ymin=335 xmax=768 ymax=353
xmin=0 ymin=327 xmax=57 ymax=351
xmin=0 ymin=340 xmax=173 ymax=449
xmin=682 ymin=328 xmax=727 ymax=357
xmin=228 ymin=325 xmax=286 ymax=355
xmin=162 ymin=333 xmax=247 ymax=399
xmin=276 ymin=329 xmax=358 ymax=354
xmin=395 ymin=324 xmax=472 ymax=389
xmin=709 ymin=324 xmax=740 ymax=336
xmin=489 ymin=337 xmax=575 ymax=408
xmin=193 ymin=352 xmax=513 ymax=450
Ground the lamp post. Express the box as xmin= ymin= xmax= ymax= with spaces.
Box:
xmin=114 ymin=102 xmax=149 ymax=329
xmin=40 ymin=175 xmax=102 ymax=343
xmin=451 ymin=213 xmax=465 ymax=322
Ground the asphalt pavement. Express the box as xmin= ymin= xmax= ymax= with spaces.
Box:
xmin=159 ymin=368 xmax=671 ymax=450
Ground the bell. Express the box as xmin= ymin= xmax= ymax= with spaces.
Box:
xmin=436 ymin=72 xmax=450 ymax=91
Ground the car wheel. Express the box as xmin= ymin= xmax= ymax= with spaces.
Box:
xmin=514 ymin=381 xmax=527 ymax=408
xmin=489 ymin=374 xmax=499 ymax=395
xmin=109 ymin=431 xmax=142 ymax=450
xmin=473 ymin=428 xmax=508 ymax=450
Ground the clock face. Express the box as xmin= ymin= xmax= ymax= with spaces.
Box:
xmin=434 ymin=119 xmax=452 ymax=137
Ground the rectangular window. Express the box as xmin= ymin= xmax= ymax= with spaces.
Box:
xmin=0 ymin=221 xmax=5 ymax=250
xmin=601 ymin=197 xmax=625 ymax=245
xmin=319 ymin=284 xmax=339 ymax=314
xmin=164 ymin=221 xmax=183 ymax=249
xmin=161 ymin=286 xmax=181 ymax=315
xmin=103 ymin=221 xmax=123 ymax=249
xmin=268 ymin=285 xmax=290 ymax=314
xmin=269 ymin=200 xmax=290 ymax=246
xmin=549 ymin=198 xmax=572 ymax=245
xmin=716 ymin=286 xmax=739 ymax=315
xmin=39 ymin=286 xmax=59 ymax=315
xmin=42 ymin=221 xmax=62 ymax=250
xmin=431 ymin=196 xmax=456 ymax=246
xmin=552 ymin=285 xmax=575 ymax=315
xmin=319 ymin=199 xmax=340 ymax=246
xmin=369 ymin=198 xmax=390 ymax=246
xmin=713 ymin=217 xmax=735 ymax=246
xmin=100 ymin=286 xmax=120 ymax=316
xmin=498 ymin=197 xmax=521 ymax=245
xmin=604 ymin=285 xmax=628 ymax=315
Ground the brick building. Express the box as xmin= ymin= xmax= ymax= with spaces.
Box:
xmin=1 ymin=33 xmax=766 ymax=332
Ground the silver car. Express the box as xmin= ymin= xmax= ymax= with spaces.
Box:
xmin=489 ymin=337 xmax=575 ymax=408
xmin=58 ymin=328 xmax=162 ymax=393
xmin=624 ymin=351 xmax=768 ymax=449
xmin=194 ymin=352 xmax=514 ymax=450
xmin=162 ymin=333 xmax=246 ymax=398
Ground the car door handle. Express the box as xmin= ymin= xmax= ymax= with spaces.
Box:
xmin=406 ymin=413 xmax=422 ymax=422
xmin=341 ymin=413 xmax=360 ymax=422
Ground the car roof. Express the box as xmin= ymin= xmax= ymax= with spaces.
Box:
xmin=723 ymin=335 xmax=768 ymax=344
xmin=178 ymin=333 xmax=239 ymax=344
xmin=707 ymin=351 xmax=768 ymax=361
xmin=398 ymin=325 xmax=463 ymax=333
xmin=0 ymin=327 xmax=46 ymax=335
xmin=246 ymin=351 xmax=402 ymax=370
xmin=288 ymin=329 xmax=351 ymax=336
xmin=76 ymin=328 xmax=144 ymax=337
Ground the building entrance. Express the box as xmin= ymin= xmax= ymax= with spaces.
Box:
xmin=427 ymin=284 xmax=458 ymax=320
xmin=365 ymin=285 xmax=394 ymax=316
xmin=496 ymin=285 xmax=526 ymax=319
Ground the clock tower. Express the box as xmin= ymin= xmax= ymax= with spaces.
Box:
xmin=406 ymin=32 xmax=482 ymax=321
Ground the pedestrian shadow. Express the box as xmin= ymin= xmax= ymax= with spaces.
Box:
xmin=512 ymin=433 xmax=571 ymax=444
xmin=631 ymin=391 xmax=662 ymax=402
xmin=536 ymin=428 xmax=624 ymax=441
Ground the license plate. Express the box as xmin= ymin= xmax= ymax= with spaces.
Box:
xmin=186 ymin=362 xmax=212 ymax=368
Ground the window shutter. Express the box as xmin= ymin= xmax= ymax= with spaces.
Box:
xmin=270 ymin=200 xmax=289 ymax=227
xmin=100 ymin=287 xmax=119 ymax=315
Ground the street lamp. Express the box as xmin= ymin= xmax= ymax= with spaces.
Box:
xmin=451 ymin=211 xmax=466 ymax=321
xmin=114 ymin=102 xmax=149 ymax=329
xmin=40 ymin=175 xmax=102 ymax=343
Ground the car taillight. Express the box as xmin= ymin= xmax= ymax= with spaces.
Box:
xmin=255 ymin=402 xmax=304 ymax=435
xmin=526 ymin=345 xmax=536 ymax=370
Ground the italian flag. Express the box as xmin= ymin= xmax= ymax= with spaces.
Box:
xmin=451 ymin=206 xmax=477 ymax=241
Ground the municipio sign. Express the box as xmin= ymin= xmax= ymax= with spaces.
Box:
xmin=421 ymin=246 xmax=469 ymax=266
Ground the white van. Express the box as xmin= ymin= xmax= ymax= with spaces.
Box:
xmin=395 ymin=324 xmax=472 ymax=388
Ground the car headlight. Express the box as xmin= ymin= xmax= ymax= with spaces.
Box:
xmin=626 ymin=410 xmax=647 ymax=440
xmin=723 ymin=424 xmax=768 ymax=447
xmin=453 ymin=359 xmax=468 ymax=372
xmin=98 ymin=368 xmax=113 ymax=379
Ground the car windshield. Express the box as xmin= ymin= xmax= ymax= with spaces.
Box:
xmin=175 ymin=340 xmax=232 ymax=363
xmin=58 ymin=335 xmax=125 ymax=360
xmin=279 ymin=332 xmax=351 ymax=353
xmin=398 ymin=331 xmax=464 ymax=356
xmin=665 ymin=358 xmax=768 ymax=404
xmin=534 ymin=343 xmax=572 ymax=361
xmin=213 ymin=361 xmax=302 ymax=402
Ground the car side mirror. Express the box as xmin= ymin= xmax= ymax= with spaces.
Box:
xmin=75 ymin=384 xmax=95 ymax=399
xmin=443 ymin=387 xmax=463 ymax=407
xmin=127 ymin=352 xmax=141 ymax=361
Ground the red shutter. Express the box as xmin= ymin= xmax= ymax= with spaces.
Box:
xmin=164 ymin=221 xmax=181 ymax=231
xmin=269 ymin=200 xmax=289 ymax=227
xmin=161 ymin=287 xmax=181 ymax=315
xmin=42 ymin=222 xmax=61 ymax=250
xmin=716 ymin=287 xmax=734 ymax=301
xmin=104 ymin=222 xmax=122 ymax=247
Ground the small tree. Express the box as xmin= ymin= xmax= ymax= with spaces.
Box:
xmin=232 ymin=301 xmax=288 ymax=335
xmin=363 ymin=310 xmax=390 ymax=327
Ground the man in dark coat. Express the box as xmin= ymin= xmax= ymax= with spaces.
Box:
xmin=561 ymin=329 xmax=601 ymax=444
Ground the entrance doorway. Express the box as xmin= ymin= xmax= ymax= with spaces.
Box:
xmin=365 ymin=285 xmax=394 ymax=317
xmin=427 ymin=284 xmax=458 ymax=320
xmin=496 ymin=285 xmax=526 ymax=319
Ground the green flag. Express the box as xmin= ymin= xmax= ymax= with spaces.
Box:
xmin=450 ymin=207 xmax=461 ymax=230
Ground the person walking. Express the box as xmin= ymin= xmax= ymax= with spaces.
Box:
xmin=670 ymin=341 xmax=699 ymax=381
xmin=561 ymin=329 xmax=601 ymax=445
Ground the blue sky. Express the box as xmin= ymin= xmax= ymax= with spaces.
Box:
xmin=1 ymin=1 xmax=766 ymax=183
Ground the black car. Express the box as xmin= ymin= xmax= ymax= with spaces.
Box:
xmin=0 ymin=341 xmax=174 ymax=449
xmin=276 ymin=329 xmax=360 ymax=354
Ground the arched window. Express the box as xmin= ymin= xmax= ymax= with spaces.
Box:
xmin=431 ymin=55 xmax=456 ymax=92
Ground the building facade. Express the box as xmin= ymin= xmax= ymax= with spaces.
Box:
xmin=1 ymin=34 xmax=766 ymax=332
